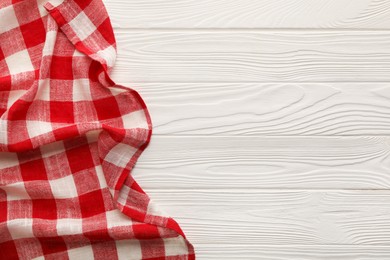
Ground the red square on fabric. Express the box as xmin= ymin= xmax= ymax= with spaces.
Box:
xmin=38 ymin=237 xmax=67 ymax=256
xmin=32 ymin=199 xmax=57 ymax=219
xmin=96 ymin=18 xmax=115 ymax=46
xmin=0 ymin=240 xmax=19 ymax=259
xmin=0 ymin=201 xmax=7 ymax=221
xmin=7 ymin=100 xmax=31 ymax=120
xmin=93 ymin=96 xmax=121 ymax=120
xmin=133 ymin=223 xmax=160 ymax=239
xmin=66 ymin=143 xmax=95 ymax=173
xmin=17 ymin=148 xmax=44 ymax=164
xmin=50 ymin=101 xmax=74 ymax=123
xmin=19 ymin=158 xmax=47 ymax=181
xmin=0 ymin=47 xmax=5 ymax=61
xmin=79 ymin=190 xmax=105 ymax=218
xmin=75 ymin=0 xmax=92 ymax=10
xmin=50 ymin=56 xmax=73 ymax=79
xmin=20 ymin=19 xmax=46 ymax=48
xmin=0 ymin=76 xmax=11 ymax=96
xmin=88 ymin=60 xmax=103 ymax=82
xmin=53 ymin=124 xmax=79 ymax=140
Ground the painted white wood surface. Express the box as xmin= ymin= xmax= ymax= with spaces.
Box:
xmin=195 ymin=245 xmax=390 ymax=259
xmin=128 ymin=83 xmax=390 ymax=135
xmin=104 ymin=0 xmax=390 ymax=29
xmin=111 ymin=31 xmax=390 ymax=83
xmin=105 ymin=0 xmax=390 ymax=259
xmin=145 ymin=189 xmax=390 ymax=245
xmin=130 ymin=136 xmax=390 ymax=190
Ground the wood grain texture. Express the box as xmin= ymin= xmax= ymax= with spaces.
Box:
xmin=142 ymin=189 xmax=390 ymax=245
xmin=112 ymin=31 xmax=390 ymax=83
xmin=127 ymin=82 xmax=390 ymax=136
xmin=195 ymin=245 xmax=390 ymax=259
xmin=104 ymin=0 xmax=390 ymax=29
xmin=106 ymin=1 xmax=390 ymax=258
xmin=131 ymin=136 xmax=390 ymax=189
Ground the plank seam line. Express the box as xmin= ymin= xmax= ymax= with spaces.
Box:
xmin=142 ymin=188 xmax=390 ymax=192
xmin=113 ymin=28 xmax=390 ymax=33
xmin=189 ymin=244 xmax=390 ymax=247
xmin=151 ymin=134 xmax=390 ymax=137
xmin=117 ymin=81 xmax=390 ymax=84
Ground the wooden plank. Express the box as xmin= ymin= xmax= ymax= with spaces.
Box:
xmin=142 ymin=189 xmax=390 ymax=245
xmin=104 ymin=0 xmax=390 ymax=29
xmin=126 ymin=82 xmax=390 ymax=135
xmin=195 ymin=245 xmax=390 ymax=259
xmin=131 ymin=136 xmax=390 ymax=189
xmin=111 ymin=31 xmax=390 ymax=82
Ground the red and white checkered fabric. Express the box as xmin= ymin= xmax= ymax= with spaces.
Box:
xmin=0 ymin=0 xmax=195 ymax=259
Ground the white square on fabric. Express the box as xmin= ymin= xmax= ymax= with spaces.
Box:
xmin=0 ymin=152 xmax=18 ymax=169
xmin=146 ymin=200 xmax=168 ymax=217
xmin=108 ymin=87 xmax=127 ymax=96
xmin=116 ymin=185 xmax=130 ymax=206
xmin=164 ymin=237 xmax=189 ymax=256
xmin=56 ymin=218 xmax=83 ymax=236
xmin=67 ymin=245 xmax=94 ymax=259
xmin=68 ymin=11 xmax=97 ymax=41
xmin=106 ymin=209 xmax=132 ymax=229
xmin=122 ymin=110 xmax=148 ymax=129
xmin=0 ymin=119 xmax=7 ymax=144
xmin=8 ymin=219 xmax=34 ymax=239
xmin=0 ymin=5 xmax=19 ymax=34
xmin=40 ymin=141 xmax=66 ymax=158
xmin=7 ymin=90 xmax=27 ymax=108
xmin=104 ymin=143 xmax=138 ymax=168
xmin=48 ymin=175 xmax=78 ymax=198
xmin=2 ymin=182 xmax=30 ymax=201
xmin=94 ymin=165 xmax=108 ymax=189
xmin=73 ymin=79 xmax=92 ymax=101
xmin=116 ymin=240 xmax=142 ymax=260
xmin=41 ymin=31 xmax=57 ymax=56
xmin=26 ymin=121 xmax=53 ymax=139
xmin=35 ymin=79 xmax=51 ymax=101
xmin=96 ymin=45 xmax=116 ymax=68
xmin=5 ymin=49 xmax=34 ymax=75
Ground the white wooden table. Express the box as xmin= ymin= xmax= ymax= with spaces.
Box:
xmin=105 ymin=1 xmax=390 ymax=258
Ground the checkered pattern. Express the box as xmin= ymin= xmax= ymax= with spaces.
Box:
xmin=0 ymin=0 xmax=195 ymax=259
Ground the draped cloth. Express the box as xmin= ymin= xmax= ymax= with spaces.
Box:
xmin=0 ymin=0 xmax=195 ymax=259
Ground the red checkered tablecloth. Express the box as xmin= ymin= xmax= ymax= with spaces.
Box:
xmin=0 ymin=0 xmax=195 ymax=259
